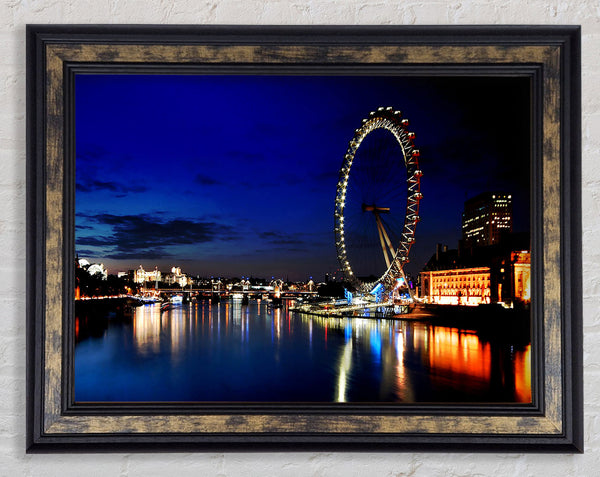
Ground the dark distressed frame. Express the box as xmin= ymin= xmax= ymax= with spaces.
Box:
xmin=26 ymin=25 xmax=582 ymax=452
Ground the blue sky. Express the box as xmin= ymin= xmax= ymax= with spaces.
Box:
xmin=75 ymin=74 xmax=530 ymax=281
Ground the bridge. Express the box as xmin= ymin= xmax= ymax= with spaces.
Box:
xmin=139 ymin=287 xmax=318 ymax=299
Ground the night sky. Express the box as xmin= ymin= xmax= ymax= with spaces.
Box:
xmin=75 ymin=74 xmax=530 ymax=282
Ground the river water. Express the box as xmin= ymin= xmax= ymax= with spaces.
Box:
xmin=74 ymin=298 xmax=531 ymax=403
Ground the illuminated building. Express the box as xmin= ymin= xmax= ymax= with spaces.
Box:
xmin=462 ymin=192 xmax=512 ymax=247
xmin=420 ymin=267 xmax=491 ymax=305
xmin=419 ymin=244 xmax=531 ymax=307
xmin=134 ymin=265 xmax=161 ymax=284
xmin=509 ymin=251 xmax=531 ymax=303
xmin=77 ymin=258 xmax=107 ymax=280
xmin=166 ymin=266 xmax=189 ymax=287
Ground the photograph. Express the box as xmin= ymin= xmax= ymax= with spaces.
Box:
xmin=73 ymin=73 xmax=532 ymax=404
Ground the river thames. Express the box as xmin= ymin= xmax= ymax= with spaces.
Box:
xmin=74 ymin=298 xmax=531 ymax=403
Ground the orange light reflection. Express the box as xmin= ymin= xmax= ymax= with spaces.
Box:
xmin=133 ymin=305 xmax=161 ymax=355
xmin=429 ymin=327 xmax=491 ymax=383
xmin=514 ymin=344 xmax=532 ymax=402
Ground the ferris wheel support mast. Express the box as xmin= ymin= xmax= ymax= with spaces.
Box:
xmin=374 ymin=211 xmax=394 ymax=270
xmin=371 ymin=208 xmax=414 ymax=300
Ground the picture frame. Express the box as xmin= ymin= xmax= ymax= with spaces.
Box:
xmin=26 ymin=25 xmax=582 ymax=452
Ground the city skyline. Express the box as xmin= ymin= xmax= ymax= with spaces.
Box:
xmin=75 ymin=74 xmax=531 ymax=281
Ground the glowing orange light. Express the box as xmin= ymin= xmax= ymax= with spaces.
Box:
xmin=514 ymin=345 xmax=532 ymax=403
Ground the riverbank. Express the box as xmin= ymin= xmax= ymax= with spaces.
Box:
xmin=292 ymin=301 xmax=530 ymax=344
xmin=75 ymin=296 xmax=143 ymax=317
xmin=75 ymin=297 xmax=144 ymax=343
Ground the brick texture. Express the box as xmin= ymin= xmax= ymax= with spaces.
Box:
xmin=1 ymin=1 xmax=596 ymax=475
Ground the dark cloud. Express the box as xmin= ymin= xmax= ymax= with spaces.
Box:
xmin=226 ymin=150 xmax=266 ymax=163
xmin=311 ymin=168 xmax=340 ymax=185
xmin=239 ymin=181 xmax=255 ymax=189
xmin=194 ymin=173 xmax=221 ymax=186
xmin=252 ymin=122 xmax=286 ymax=137
xmin=75 ymin=249 xmax=100 ymax=257
xmin=105 ymin=249 xmax=172 ymax=260
xmin=76 ymin=214 xmax=237 ymax=257
xmin=275 ymin=170 xmax=322 ymax=187
xmin=76 ymin=144 xmax=134 ymax=164
xmin=259 ymin=231 xmax=304 ymax=246
xmin=76 ymin=179 xmax=147 ymax=194
xmin=76 ymin=144 xmax=110 ymax=163
xmin=77 ymin=236 xmax=111 ymax=247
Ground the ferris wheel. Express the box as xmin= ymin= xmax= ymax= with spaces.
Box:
xmin=334 ymin=107 xmax=422 ymax=296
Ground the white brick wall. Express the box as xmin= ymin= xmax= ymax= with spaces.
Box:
xmin=1 ymin=1 xmax=596 ymax=475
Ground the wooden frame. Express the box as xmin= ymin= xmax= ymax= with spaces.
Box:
xmin=26 ymin=25 xmax=582 ymax=452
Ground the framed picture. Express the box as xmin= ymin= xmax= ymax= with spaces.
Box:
xmin=26 ymin=25 xmax=582 ymax=452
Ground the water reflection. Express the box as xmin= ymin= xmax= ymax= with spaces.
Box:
xmin=75 ymin=299 xmax=531 ymax=403
xmin=336 ymin=340 xmax=353 ymax=402
xmin=133 ymin=305 xmax=161 ymax=355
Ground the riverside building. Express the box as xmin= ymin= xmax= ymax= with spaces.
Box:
xmin=420 ymin=192 xmax=530 ymax=307
xmin=462 ymin=192 xmax=512 ymax=247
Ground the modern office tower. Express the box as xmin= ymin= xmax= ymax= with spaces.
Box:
xmin=462 ymin=192 xmax=512 ymax=247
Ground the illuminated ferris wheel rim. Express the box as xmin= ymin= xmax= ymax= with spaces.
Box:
xmin=334 ymin=106 xmax=423 ymax=293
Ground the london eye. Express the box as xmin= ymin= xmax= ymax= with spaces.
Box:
xmin=334 ymin=107 xmax=422 ymax=298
